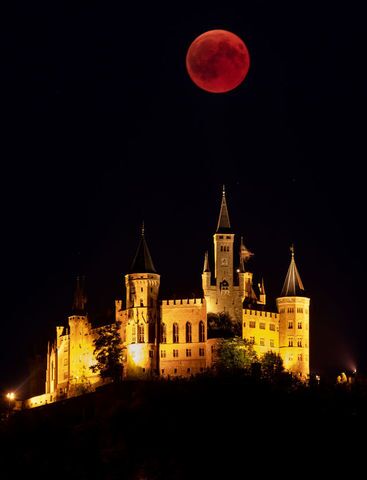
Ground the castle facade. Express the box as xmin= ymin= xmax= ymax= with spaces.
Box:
xmin=24 ymin=189 xmax=310 ymax=408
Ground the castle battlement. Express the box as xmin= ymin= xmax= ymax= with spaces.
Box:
xmin=243 ymin=309 xmax=278 ymax=319
xmin=161 ymin=298 xmax=205 ymax=306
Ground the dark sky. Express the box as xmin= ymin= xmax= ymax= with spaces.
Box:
xmin=1 ymin=1 xmax=365 ymax=392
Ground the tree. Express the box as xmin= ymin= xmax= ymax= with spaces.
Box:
xmin=214 ymin=336 xmax=258 ymax=372
xmin=207 ymin=312 xmax=241 ymax=339
xmin=90 ymin=321 xmax=124 ymax=382
xmin=260 ymin=351 xmax=284 ymax=379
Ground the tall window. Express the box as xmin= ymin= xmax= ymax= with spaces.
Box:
xmin=138 ymin=324 xmax=144 ymax=343
xmin=270 ymin=339 xmax=275 ymax=348
xmin=288 ymin=322 xmax=293 ymax=329
xmin=288 ymin=337 xmax=293 ymax=347
xmin=297 ymin=339 xmax=302 ymax=347
xmin=173 ymin=323 xmax=179 ymax=343
xmin=132 ymin=325 xmax=136 ymax=343
xmin=186 ymin=322 xmax=192 ymax=343
xmin=199 ymin=321 xmax=205 ymax=342
xmin=298 ymin=322 xmax=302 ymax=329
xmin=161 ymin=323 xmax=167 ymax=343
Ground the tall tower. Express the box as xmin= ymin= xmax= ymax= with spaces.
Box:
xmin=202 ymin=186 xmax=251 ymax=322
xmin=124 ymin=224 xmax=160 ymax=377
xmin=276 ymin=246 xmax=310 ymax=378
xmin=68 ymin=276 xmax=94 ymax=388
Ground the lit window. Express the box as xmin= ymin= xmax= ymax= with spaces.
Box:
xmin=260 ymin=322 xmax=265 ymax=329
xmin=138 ymin=324 xmax=144 ymax=343
xmin=186 ymin=349 xmax=192 ymax=357
xmin=161 ymin=323 xmax=167 ymax=343
xmin=173 ymin=323 xmax=179 ymax=343
xmin=186 ymin=322 xmax=192 ymax=343
xmin=199 ymin=321 xmax=205 ymax=342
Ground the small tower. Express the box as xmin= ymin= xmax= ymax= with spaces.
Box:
xmin=258 ymin=278 xmax=266 ymax=305
xmin=125 ymin=224 xmax=160 ymax=377
xmin=276 ymin=246 xmax=310 ymax=379
xmin=202 ymin=251 xmax=211 ymax=291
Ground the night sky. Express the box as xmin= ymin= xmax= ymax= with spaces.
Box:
xmin=1 ymin=1 xmax=365 ymax=392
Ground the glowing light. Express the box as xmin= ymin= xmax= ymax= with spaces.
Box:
xmin=6 ymin=392 xmax=15 ymax=400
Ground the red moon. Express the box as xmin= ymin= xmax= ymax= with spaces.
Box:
xmin=186 ymin=30 xmax=250 ymax=93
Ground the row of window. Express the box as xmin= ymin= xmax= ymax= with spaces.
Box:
xmin=161 ymin=347 xmax=205 ymax=358
xmin=247 ymin=321 xmax=276 ymax=331
xmin=288 ymin=338 xmax=304 ymax=347
xmin=288 ymin=322 xmax=303 ymax=329
xmin=279 ymin=308 xmax=308 ymax=314
xmin=161 ymin=321 xmax=205 ymax=344
xmin=248 ymin=337 xmax=275 ymax=348
xmin=218 ymin=235 xmax=231 ymax=240
xmin=244 ymin=310 xmax=276 ymax=317
xmin=220 ymin=246 xmax=230 ymax=252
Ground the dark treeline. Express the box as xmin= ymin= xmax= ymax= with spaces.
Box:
xmin=1 ymin=374 xmax=366 ymax=478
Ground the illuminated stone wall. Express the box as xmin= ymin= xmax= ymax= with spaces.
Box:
xmin=277 ymin=296 xmax=310 ymax=378
xmin=159 ymin=298 xmax=207 ymax=377
xmin=242 ymin=309 xmax=280 ymax=355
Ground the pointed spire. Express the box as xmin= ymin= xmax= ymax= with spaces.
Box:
xmin=129 ymin=224 xmax=157 ymax=274
xmin=203 ymin=251 xmax=210 ymax=272
xmin=216 ymin=185 xmax=231 ymax=233
xmin=72 ymin=275 xmax=87 ymax=314
xmin=280 ymin=245 xmax=305 ymax=296
xmin=259 ymin=277 xmax=266 ymax=296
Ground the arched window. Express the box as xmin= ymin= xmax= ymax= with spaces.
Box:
xmin=173 ymin=323 xmax=179 ymax=343
xmin=199 ymin=321 xmax=205 ymax=342
xmin=138 ymin=324 xmax=144 ymax=343
xmin=161 ymin=323 xmax=167 ymax=343
xmin=186 ymin=322 xmax=192 ymax=343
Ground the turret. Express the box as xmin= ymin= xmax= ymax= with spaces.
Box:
xmin=125 ymin=224 xmax=160 ymax=377
xmin=276 ymin=246 xmax=310 ymax=379
xmin=202 ymin=251 xmax=211 ymax=291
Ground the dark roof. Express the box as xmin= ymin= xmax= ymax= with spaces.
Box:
xmin=216 ymin=188 xmax=232 ymax=233
xmin=129 ymin=234 xmax=157 ymax=274
xmin=280 ymin=250 xmax=305 ymax=297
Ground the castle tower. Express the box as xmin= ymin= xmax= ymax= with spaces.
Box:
xmin=124 ymin=224 xmax=160 ymax=377
xmin=203 ymin=186 xmax=252 ymax=322
xmin=276 ymin=246 xmax=310 ymax=378
xmin=202 ymin=251 xmax=211 ymax=291
xmin=68 ymin=276 xmax=95 ymax=389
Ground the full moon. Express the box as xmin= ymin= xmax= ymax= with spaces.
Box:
xmin=186 ymin=29 xmax=250 ymax=93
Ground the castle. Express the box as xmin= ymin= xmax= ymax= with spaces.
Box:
xmin=24 ymin=188 xmax=310 ymax=408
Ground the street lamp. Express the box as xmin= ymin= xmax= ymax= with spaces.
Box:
xmin=6 ymin=392 xmax=15 ymax=411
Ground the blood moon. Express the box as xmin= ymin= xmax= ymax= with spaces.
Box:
xmin=186 ymin=30 xmax=250 ymax=93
